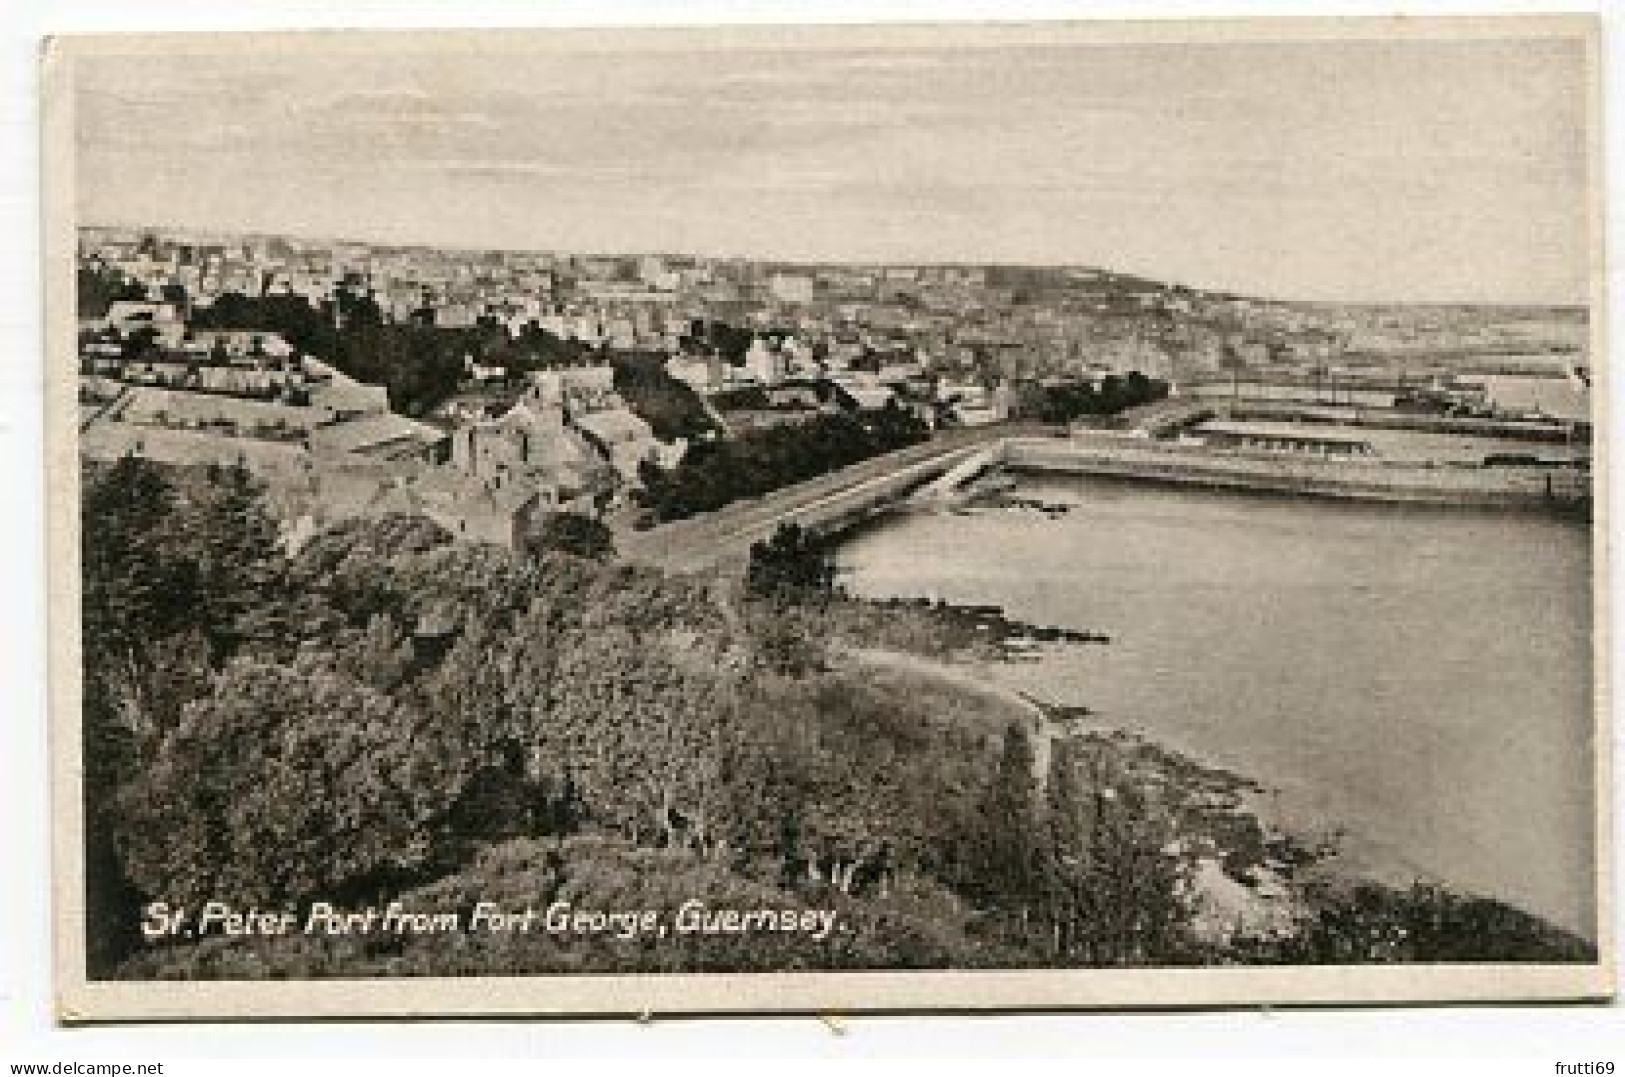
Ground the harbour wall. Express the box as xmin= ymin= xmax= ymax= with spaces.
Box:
xmin=1000 ymin=437 xmax=1590 ymax=509
xmin=1218 ymin=403 xmax=1585 ymax=444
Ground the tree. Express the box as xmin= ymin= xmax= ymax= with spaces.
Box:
xmin=80 ymin=458 xmax=291 ymax=766
xmin=188 ymin=464 xmax=283 ymax=658
xmin=81 ymin=459 xmax=212 ymax=746
xmin=745 ymin=523 xmax=836 ymax=601
xmin=610 ymin=352 xmax=718 ymax=442
xmin=639 ymin=411 xmax=929 ymax=523
xmin=80 ymin=464 xmax=187 ymax=974
xmin=1254 ymin=882 xmax=1596 ymax=964
xmin=160 ymin=282 xmax=188 ymax=310
xmin=525 ymin=512 xmax=614 ymax=562
xmin=81 ymin=459 xmax=290 ymax=970
xmin=1062 ymin=743 xmax=1189 ymax=965
xmin=119 ymin=326 xmax=160 ymax=362
xmin=1038 ymin=736 xmax=1093 ymax=956
xmin=972 ymin=723 xmax=1040 ymax=920
xmin=76 ymin=265 xmax=140 ymax=319
xmin=118 ymin=657 xmax=478 ymax=908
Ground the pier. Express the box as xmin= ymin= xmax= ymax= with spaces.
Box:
xmin=1001 ymin=436 xmax=1590 ymax=509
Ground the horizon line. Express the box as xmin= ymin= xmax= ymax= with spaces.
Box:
xmin=77 ymin=219 xmax=1592 ymax=312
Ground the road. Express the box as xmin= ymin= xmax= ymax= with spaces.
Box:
xmin=618 ymin=423 xmax=1044 ymax=574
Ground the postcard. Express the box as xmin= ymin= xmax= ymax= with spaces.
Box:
xmin=44 ymin=17 xmax=1612 ymax=1019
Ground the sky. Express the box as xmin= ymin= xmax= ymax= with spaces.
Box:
xmin=71 ymin=25 xmax=1595 ymax=304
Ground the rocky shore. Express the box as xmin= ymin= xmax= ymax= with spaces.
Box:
xmin=816 ymin=593 xmax=1108 ymax=663
xmin=842 ymin=643 xmax=1597 ymax=963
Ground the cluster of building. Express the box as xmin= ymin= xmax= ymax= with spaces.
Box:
xmin=660 ymin=336 xmax=1010 ymax=431
xmin=77 ymin=226 xmax=1592 ymax=540
xmin=77 ymin=290 xmax=681 ymax=550
xmin=77 ymin=227 xmax=1350 ymax=391
xmin=80 ymin=228 xmax=1588 ymax=397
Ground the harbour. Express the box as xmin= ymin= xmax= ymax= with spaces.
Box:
xmin=840 ymin=473 xmax=1598 ymax=937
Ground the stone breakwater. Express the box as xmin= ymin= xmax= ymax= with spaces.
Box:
xmin=1000 ymin=437 xmax=1590 ymax=509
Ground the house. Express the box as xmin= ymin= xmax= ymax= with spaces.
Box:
xmin=763 ymin=382 xmax=824 ymax=410
xmin=308 ymin=458 xmax=556 ymax=552
xmin=448 ymin=397 xmax=614 ymax=508
xmin=194 ymin=364 xmax=302 ymax=397
xmin=103 ymin=301 xmax=186 ymax=349
xmin=104 ymin=300 xmax=182 ymax=333
xmin=574 ymin=406 xmax=679 ymax=486
xmin=527 ymin=366 xmax=618 ymax=411
xmin=187 ymin=328 xmax=295 ymax=360
xmin=743 ymin=337 xmax=786 ymax=386
xmin=464 ymin=354 xmax=508 ymax=385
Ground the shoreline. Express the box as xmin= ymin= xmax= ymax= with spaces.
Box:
xmin=834 ymin=641 xmax=1595 ymax=951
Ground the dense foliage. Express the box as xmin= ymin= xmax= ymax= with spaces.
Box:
xmin=609 ymin=353 xmax=718 ymax=443
xmin=187 ymin=291 xmax=609 ymax=417
xmin=80 ymin=459 xmax=1596 ymax=979
xmin=745 ymin=524 xmax=837 ymax=602
xmin=1235 ymin=882 xmax=1599 ymax=964
xmin=1036 ymin=371 xmax=1169 ymax=424
xmin=637 ymin=406 xmax=930 ymax=522
xmin=79 ymin=459 xmax=1204 ymax=978
xmin=173 ymin=292 xmax=707 ymax=441
xmin=80 ymin=458 xmax=284 ymax=968
xmin=680 ymin=319 xmax=756 ymax=365
xmin=523 ymin=511 xmax=615 ymax=562
xmin=77 ymin=266 xmax=147 ymax=320
xmin=187 ymin=291 xmax=481 ymax=416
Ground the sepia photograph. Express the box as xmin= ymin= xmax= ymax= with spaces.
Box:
xmin=42 ymin=17 xmax=1611 ymax=1019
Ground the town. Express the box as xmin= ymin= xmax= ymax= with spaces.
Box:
xmin=76 ymin=225 xmax=1593 ymax=558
